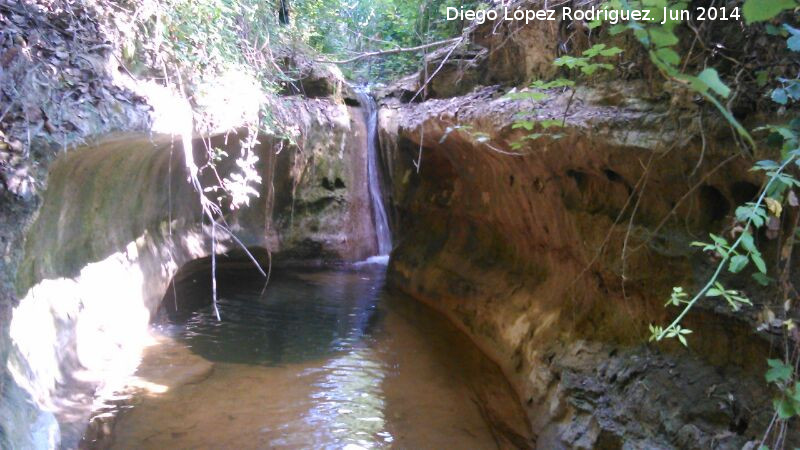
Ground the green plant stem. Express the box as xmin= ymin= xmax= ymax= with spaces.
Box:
xmin=657 ymin=154 xmax=797 ymax=340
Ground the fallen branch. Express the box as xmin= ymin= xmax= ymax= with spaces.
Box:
xmin=315 ymin=37 xmax=462 ymax=64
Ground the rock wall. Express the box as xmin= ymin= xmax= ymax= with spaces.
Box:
xmin=374 ymin=2 xmax=800 ymax=446
xmin=378 ymin=82 xmax=797 ymax=447
xmin=2 ymin=94 xmax=377 ymax=448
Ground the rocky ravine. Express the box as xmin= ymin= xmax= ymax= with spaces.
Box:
xmin=1 ymin=84 xmax=378 ymax=448
xmin=377 ymin=77 xmax=797 ymax=449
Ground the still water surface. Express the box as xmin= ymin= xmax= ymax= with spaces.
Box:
xmin=87 ymin=265 xmax=527 ymax=449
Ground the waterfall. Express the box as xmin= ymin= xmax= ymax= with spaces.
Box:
xmin=357 ymin=90 xmax=392 ymax=257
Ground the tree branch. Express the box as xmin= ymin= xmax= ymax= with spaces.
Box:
xmin=315 ymin=37 xmax=462 ymax=64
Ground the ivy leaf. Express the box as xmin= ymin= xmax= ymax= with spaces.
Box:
xmin=773 ymin=397 xmax=798 ymax=419
xmin=766 ymin=359 xmax=793 ymax=383
xmin=697 ymin=68 xmax=731 ymax=98
xmin=743 ymin=0 xmax=796 ymax=24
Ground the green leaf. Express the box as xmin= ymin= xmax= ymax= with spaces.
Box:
xmin=609 ymin=24 xmax=628 ymax=35
xmin=654 ymin=47 xmax=680 ymax=66
xmin=649 ymin=27 xmax=679 ymax=47
xmin=729 ymin=255 xmax=749 ymax=273
xmin=766 ymin=23 xmax=785 ymax=35
xmin=581 ymin=63 xmax=614 ymax=75
xmin=531 ymin=78 xmax=575 ymax=89
xmin=538 ymin=119 xmax=565 ymax=129
xmin=554 ymin=55 xmax=586 ymax=69
xmin=743 ymin=0 xmax=796 ymax=24
xmin=773 ymin=88 xmax=789 ymax=105
xmin=599 ymin=47 xmax=623 ymax=57
xmin=773 ymin=397 xmax=797 ymax=419
xmin=766 ymin=358 xmax=793 ymax=383
xmin=786 ymin=81 xmax=800 ymax=99
xmin=710 ymin=233 xmax=729 ymax=246
xmin=697 ymin=68 xmax=731 ymax=98
xmin=752 ymin=272 xmax=772 ymax=286
xmin=788 ymin=35 xmax=800 ymax=51
xmin=505 ymin=91 xmax=548 ymax=101
xmin=751 ymin=251 xmax=767 ymax=274
xmin=757 ymin=71 xmax=769 ymax=87
xmin=512 ymin=120 xmax=536 ymax=131
xmin=582 ymin=44 xmax=607 ymax=58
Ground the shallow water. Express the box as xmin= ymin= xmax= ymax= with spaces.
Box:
xmin=82 ymin=265 xmax=529 ymax=449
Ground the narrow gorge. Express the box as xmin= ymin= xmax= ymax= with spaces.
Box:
xmin=1 ymin=0 xmax=799 ymax=449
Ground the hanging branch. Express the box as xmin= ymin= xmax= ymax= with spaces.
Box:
xmin=315 ymin=37 xmax=462 ymax=64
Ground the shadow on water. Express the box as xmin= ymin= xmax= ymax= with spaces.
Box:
xmin=161 ymin=265 xmax=387 ymax=366
xmin=82 ymin=262 xmax=532 ymax=449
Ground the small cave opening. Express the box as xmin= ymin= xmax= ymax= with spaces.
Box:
xmin=566 ymin=169 xmax=588 ymax=192
xmin=603 ymin=168 xmax=624 ymax=184
xmin=343 ymin=96 xmax=361 ymax=107
xmin=160 ymin=247 xmax=273 ymax=318
xmin=730 ymin=181 xmax=759 ymax=205
xmin=697 ymin=185 xmax=731 ymax=223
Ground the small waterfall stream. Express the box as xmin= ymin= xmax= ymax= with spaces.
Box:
xmin=358 ymin=90 xmax=392 ymax=256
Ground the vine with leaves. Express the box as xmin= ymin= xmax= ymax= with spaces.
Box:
xmin=583 ymin=0 xmax=800 ymax=443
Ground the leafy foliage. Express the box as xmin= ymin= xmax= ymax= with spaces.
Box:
xmin=742 ymin=0 xmax=796 ymax=24
xmin=293 ymin=0 xmax=472 ymax=81
xmin=503 ymin=45 xmax=620 ymax=149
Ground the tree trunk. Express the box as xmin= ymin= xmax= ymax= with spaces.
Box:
xmin=278 ymin=0 xmax=289 ymax=25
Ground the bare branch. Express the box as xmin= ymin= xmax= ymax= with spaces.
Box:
xmin=315 ymin=37 xmax=462 ymax=64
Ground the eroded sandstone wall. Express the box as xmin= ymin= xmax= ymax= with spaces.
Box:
xmin=378 ymin=83 xmax=795 ymax=447
xmin=3 ymin=94 xmax=376 ymax=448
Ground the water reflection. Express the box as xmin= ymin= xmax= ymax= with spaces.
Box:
xmin=159 ymin=267 xmax=393 ymax=447
xmin=164 ymin=268 xmax=385 ymax=366
xmin=84 ymin=265 xmax=530 ymax=449
xmin=302 ymin=348 xmax=390 ymax=449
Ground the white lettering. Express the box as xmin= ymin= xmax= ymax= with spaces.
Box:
xmin=446 ymin=6 xmax=458 ymax=21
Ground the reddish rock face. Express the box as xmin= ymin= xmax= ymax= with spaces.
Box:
xmin=378 ymin=83 xmax=796 ymax=447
